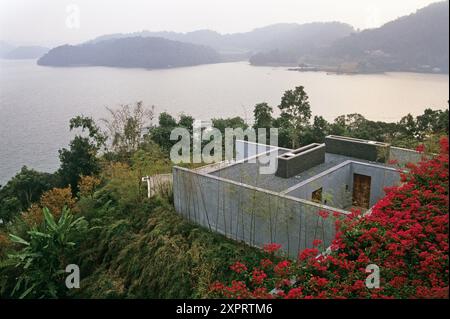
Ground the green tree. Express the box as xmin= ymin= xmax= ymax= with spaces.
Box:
xmin=149 ymin=112 xmax=178 ymax=152
xmin=303 ymin=115 xmax=330 ymax=144
xmin=159 ymin=112 xmax=177 ymax=127
xmin=212 ymin=116 xmax=248 ymax=135
xmin=330 ymin=115 xmax=347 ymax=136
xmin=278 ymin=86 xmax=312 ymax=148
xmin=178 ymin=114 xmax=194 ymax=134
xmin=272 ymin=112 xmax=293 ymax=148
xmin=253 ymin=102 xmax=273 ymax=129
xmin=69 ymin=116 xmax=106 ymax=149
xmin=58 ymin=116 xmax=103 ymax=194
xmin=399 ymin=113 xmax=417 ymax=135
xmin=311 ymin=116 xmax=329 ymax=141
xmin=435 ymin=108 xmax=449 ymax=134
xmin=0 ymin=167 xmax=58 ymax=223
xmin=416 ymin=108 xmax=439 ymax=139
xmin=345 ymin=113 xmax=367 ymax=135
xmin=58 ymin=137 xmax=100 ymax=195
xmin=415 ymin=108 xmax=449 ymax=139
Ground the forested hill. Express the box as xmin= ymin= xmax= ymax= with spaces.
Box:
xmin=250 ymin=1 xmax=449 ymax=73
xmin=37 ymin=36 xmax=221 ymax=68
xmin=325 ymin=0 xmax=449 ymax=73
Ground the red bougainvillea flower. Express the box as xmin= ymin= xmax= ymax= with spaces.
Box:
xmin=286 ymin=287 xmax=303 ymax=299
xmin=310 ymin=276 xmax=329 ymax=288
xmin=251 ymin=269 xmax=267 ymax=285
xmin=313 ymin=239 xmax=323 ymax=247
xmin=416 ymin=144 xmax=425 ymax=153
xmin=318 ymin=211 xmax=330 ymax=219
xmin=263 ymin=243 xmax=282 ymax=253
xmin=260 ymin=258 xmax=273 ymax=269
xmin=299 ymin=248 xmax=319 ymax=261
xmin=274 ymin=260 xmax=291 ymax=275
xmin=230 ymin=261 xmax=247 ymax=274
xmin=388 ymin=159 xmax=399 ymax=165
xmin=333 ymin=212 xmax=343 ymax=218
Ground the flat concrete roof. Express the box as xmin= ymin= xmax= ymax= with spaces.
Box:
xmin=208 ymin=149 xmax=395 ymax=194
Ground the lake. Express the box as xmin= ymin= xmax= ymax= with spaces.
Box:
xmin=0 ymin=59 xmax=448 ymax=185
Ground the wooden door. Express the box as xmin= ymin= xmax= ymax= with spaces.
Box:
xmin=353 ymin=174 xmax=371 ymax=209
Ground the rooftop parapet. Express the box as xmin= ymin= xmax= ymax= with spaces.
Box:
xmin=325 ymin=135 xmax=390 ymax=163
xmin=275 ymin=143 xmax=325 ymax=178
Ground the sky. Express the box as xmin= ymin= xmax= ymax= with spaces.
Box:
xmin=0 ymin=0 xmax=442 ymax=47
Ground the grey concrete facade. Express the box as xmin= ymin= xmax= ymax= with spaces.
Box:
xmin=172 ymin=137 xmax=421 ymax=257
xmin=173 ymin=166 xmax=345 ymax=257
xmin=389 ymin=146 xmax=425 ymax=165
xmin=284 ymin=161 xmax=400 ymax=209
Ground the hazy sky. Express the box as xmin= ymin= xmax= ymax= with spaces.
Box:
xmin=0 ymin=0 xmax=441 ymax=47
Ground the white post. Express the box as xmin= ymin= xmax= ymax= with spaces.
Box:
xmin=141 ymin=176 xmax=151 ymax=198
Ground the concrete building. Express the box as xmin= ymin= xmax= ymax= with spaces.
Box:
xmin=172 ymin=135 xmax=423 ymax=257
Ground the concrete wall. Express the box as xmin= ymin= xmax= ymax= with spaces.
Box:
xmin=173 ymin=166 xmax=348 ymax=258
xmin=285 ymin=162 xmax=352 ymax=209
xmin=235 ymin=139 xmax=281 ymax=160
xmin=325 ymin=135 xmax=390 ymax=163
xmin=389 ymin=146 xmax=424 ymax=165
xmin=285 ymin=161 xmax=400 ymax=209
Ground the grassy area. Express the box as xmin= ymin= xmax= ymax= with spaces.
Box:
xmin=73 ymin=194 xmax=265 ymax=298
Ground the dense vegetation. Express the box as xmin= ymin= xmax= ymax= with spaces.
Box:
xmin=0 ymin=86 xmax=448 ymax=298
xmin=211 ymin=137 xmax=449 ymax=298
xmin=38 ymin=37 xmax=221 ymax=68
xmin=0 ymin=137 xmax=264 ymax=298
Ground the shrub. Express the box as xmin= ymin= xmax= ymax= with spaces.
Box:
xmin=22 ymin=187 xmax=76 ymax=226
xmin=78 ymin=175 xmax=101 ymax=198
xmin=2 ymin=207 xmax=87 ymax=298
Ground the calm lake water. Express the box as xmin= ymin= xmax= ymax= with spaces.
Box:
xmin=0 ymin=59 xmax=448 ymax=184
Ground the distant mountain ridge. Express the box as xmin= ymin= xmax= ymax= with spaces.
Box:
xmin=251 ymin=0 xmax=449 ymax=73
xmin=37 ymin=37 xmax=220 ymax=68
xmin=3 ymin=46 xmax=49 ymax=59
xmin=35 ymin=0 xmax=449 ymax=73
xmin=323 ymin=0 xmax=449 ymax=73
xmin=88 ymin=22 xmax=354 ymax=54
xmin=0 ymin=42 xmax=49 ymax=59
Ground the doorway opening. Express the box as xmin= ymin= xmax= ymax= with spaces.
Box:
xmin=352 ymin=173 xmax=371 ymax=209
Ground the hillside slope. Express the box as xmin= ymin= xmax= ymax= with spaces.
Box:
xmin=326 ymin=0 xmax=449 ymax=73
